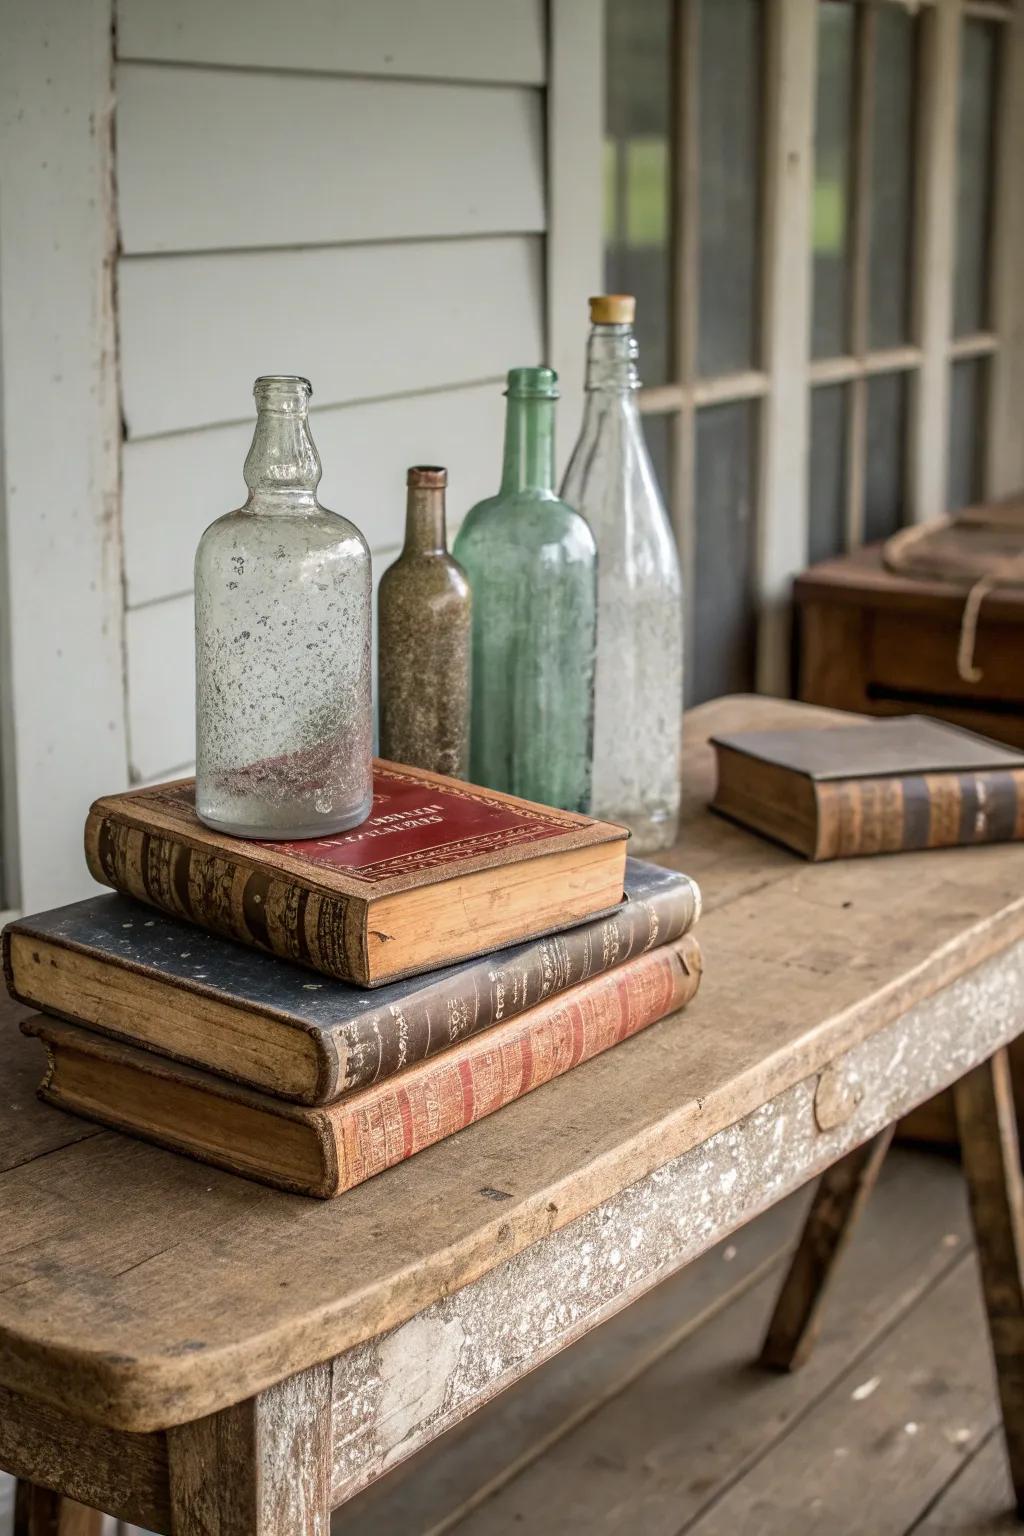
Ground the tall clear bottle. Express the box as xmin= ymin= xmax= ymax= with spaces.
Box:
xmin=561 ymin=296 xmax=684 ymax=851
xmin=453 ymin=367 xmax=597 ymax=813
xmin=195 ymin=375 xmax=373 ymax=839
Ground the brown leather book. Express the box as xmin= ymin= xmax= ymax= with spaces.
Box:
xmin=24 ymin=935 xmax=703 ymax=1198
xmin=84 ymin=764 xmax=628 ymax=987
xmin=710 ymin=715 xmax=1024 ymax=860
xmin=4 ymin=861 xmax=700 ymax=1105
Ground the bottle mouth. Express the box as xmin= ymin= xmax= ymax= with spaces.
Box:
xmin=407 ymin=465 xmax=448 ymax=488
xmin=253 ymin=375 xmax=312 ymax=410
xmin=505 ymin=366 xmax=559 ymax=401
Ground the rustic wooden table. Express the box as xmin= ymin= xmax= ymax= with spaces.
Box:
xmin=3 ymin=695 xmax=1024 ymax=1534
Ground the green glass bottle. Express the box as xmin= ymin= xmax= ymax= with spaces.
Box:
xmin=453 ymin=367 xmax=597 ymax=813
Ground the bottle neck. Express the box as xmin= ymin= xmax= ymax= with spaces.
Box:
xmin=584 ymin=323 xmax=641 ymax=397
xmin=244 ymin=387 xmax=321 ymax=510
xmin=500 ymin=394 xmax=557 ymax=495
xmin=403 ymin=482 xmax=447 ymax=555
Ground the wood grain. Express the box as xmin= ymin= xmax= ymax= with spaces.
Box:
xmin=955 ymin=1048 xmax=1024 ymax=1513
xmin=0 ymin=1385 xmax=167 ymax=1529
xmin=167 ymin=1363 xmax=332 ymax=1535
xmin=759 ymin=1128 xmax=894 ymax=1371
xmin=0 ymin=696 xmax=1021 ymax=1437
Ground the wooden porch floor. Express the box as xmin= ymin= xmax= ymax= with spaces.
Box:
xmin=0 ymin=1145 xmax=1011 ymax=1535
xmin=335 ymin=1145 xmax=1015 ymax=1536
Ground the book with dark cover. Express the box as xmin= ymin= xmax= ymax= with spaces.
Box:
xmin=4 ymin=860 xmax=701 ymax=1105
xmin=24 ymin=935 xmax=703 ymax=1198
xmin=710 ymin=714 xmax=1024 ymax=860
xmin=84 ymin=763 xmax=629 ymax=986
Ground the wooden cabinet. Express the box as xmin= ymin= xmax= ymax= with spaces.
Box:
xmin=794 ymin=544 xmax=1024 ymax=748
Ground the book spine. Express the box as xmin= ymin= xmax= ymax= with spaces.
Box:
xmin=340 ymin=875 xmax=702 ymax=1095
xmin=84 ymin=809 xmax=366 ymax=985
xmin=814 ymin=768 xmax=1024 ymax=860
xmin=330 ymin=934 xmax=702 ymax=1193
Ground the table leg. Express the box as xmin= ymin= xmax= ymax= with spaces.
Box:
xmin=759 ymin=1127 xmax=895 ymax=1372
xmin=13 ymin=1484 xmax=104 ymax=1536
xmin=955 ymin=1048 xmax=1024 ymax=1516
xmin=167 ymin=1361 xmax=333 ymax=1535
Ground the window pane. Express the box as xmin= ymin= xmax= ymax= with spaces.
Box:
xmin=864 ymin=373 xmax=908 ymax=544
xmin=692 ymin=402 xmax=757 ymax=703
xmin=948 ymin=359 xmax=987 ymax=512
xmin=808 ymin=385 xmax=848 ymax=565
xmin=697 ymin=0 xmax=762 ymax=376
xmin=812 ymin=2 xmax=856 ymax=359
xmin=642 ymin=412 xmax=673 ymax=508
xmin=605 ymin=0 xmax=673 ymax=385
xmin=954 ymin=19 xmax=998 ymax=337
xmin=869 ymin=5 xmax=918 ymax=348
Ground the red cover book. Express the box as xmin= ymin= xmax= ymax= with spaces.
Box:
xmin=84 ymin=763 xmax=629 ymax=986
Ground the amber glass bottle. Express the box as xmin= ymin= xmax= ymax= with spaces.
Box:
xmin=378 ymin=467 xmax=471 ymax=778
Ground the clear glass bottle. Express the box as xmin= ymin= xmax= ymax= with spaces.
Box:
xmin=561 ymin=296 xmax=684 ymax=851
xmin=378 ymin=466 xmax=472 ymax=779
xmin=195 ymin=375 xmax=373 ymax=839
xmin=453 ymin=367 xmax=597 ymax=813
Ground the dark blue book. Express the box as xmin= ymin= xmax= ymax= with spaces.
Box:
xmin=5 ymin=860 xmax=700 ymax=1105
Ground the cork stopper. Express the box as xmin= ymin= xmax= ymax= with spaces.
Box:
xmin=407 ymin=465 xmax=447 ymax=488
xmin=589 ymin=295 xmax=636 ymax=325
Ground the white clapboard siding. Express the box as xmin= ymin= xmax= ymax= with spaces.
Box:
xmin=119 ymin=235 xmax=544 ymax=439
xmin=117 ymin=66 xmax=545 ymax=255
xmin=116 ymin=0 xmax=546 ymax=85
xmin=126 ymin=598 xmax=196 ymax=783
xmin=127 ymin=548 xmax=402 ymax=782
xmin=123 ymin=382 xmax=504 ymax=608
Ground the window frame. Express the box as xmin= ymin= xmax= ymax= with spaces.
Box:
xmin=595 ymin=0 xmax=1024 ymax=693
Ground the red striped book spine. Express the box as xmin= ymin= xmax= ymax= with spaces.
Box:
xmin=330 ymin=934 xmax=702 ymax=1191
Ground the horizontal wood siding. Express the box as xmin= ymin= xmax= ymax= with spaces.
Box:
xmin=116 ymin=0 xmax=546 ymax=83
xmin=114 ymin=0 xmax=549 ymax=782
xmin=123 ymin=384 xmax=506 ymax=607
xmin=119 ymin=236 xmax=543 ymax=439
xmin=116 ymin=66 xmax=545 ymax=254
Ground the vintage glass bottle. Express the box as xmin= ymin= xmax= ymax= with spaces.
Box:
xmin=453 ymin=367 xmax=597 ymax=813
xmin=194 ymin=375 xmax=373 ymax=838
xmin=561 ymin=296 xmax=684 ymax=851
xmin=378 ymin=466 xmax=472 ymax=778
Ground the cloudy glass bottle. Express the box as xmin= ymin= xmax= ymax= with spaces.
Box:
xmin=561 ymin=297 xmax=684 ymax=851
xmin=194 ymin=375 xmax=373 ymax=839
xmin=454 ymin=367 xmax=597 ymax=813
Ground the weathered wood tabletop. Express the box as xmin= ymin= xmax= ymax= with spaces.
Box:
xmin=3 ymin=694 xmax=1024 ymax=1534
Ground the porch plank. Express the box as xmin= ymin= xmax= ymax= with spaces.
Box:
xmin=684 ymin=1258 xmax=997 ymax=1535
xmin=910 ymin=1430 xmax=1015 ymax=1532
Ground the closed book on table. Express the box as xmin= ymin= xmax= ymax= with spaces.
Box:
xmin=84 ymin=763 xmax=629 ymax=987
xmin=710 ymin=714 xmax=1024 ymax=860
xmin=4 ymin=860 xmax=701 ymax=1105
xmin=24 ymin=934 xmax=703 ymax=1198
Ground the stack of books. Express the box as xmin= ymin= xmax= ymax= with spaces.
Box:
xmin=3 ymin=763 xmax=703 ymax=1197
